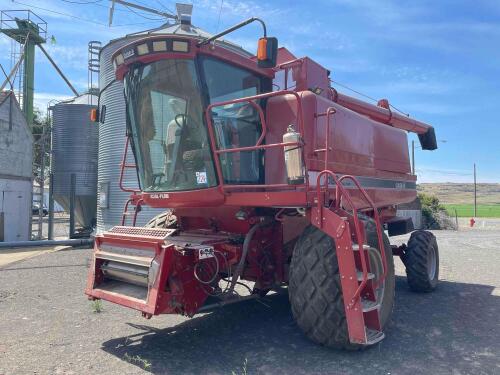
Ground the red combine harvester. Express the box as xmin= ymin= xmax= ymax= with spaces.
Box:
xmin=86 ymin=15 xmax=439 ymax=349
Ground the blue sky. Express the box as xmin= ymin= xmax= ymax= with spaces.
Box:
xmin=1 ymin=0 xmax=499 ymax=183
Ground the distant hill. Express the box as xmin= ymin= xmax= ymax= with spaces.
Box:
xmin=417 ymin=183 xmax=500 ymax=205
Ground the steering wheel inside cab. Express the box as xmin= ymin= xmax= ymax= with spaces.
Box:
xmin=175 ymin=113 xmax=187 ymax=128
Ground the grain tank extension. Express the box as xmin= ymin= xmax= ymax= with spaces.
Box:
xmin=86 ymin=9 xmax=440 ymax=349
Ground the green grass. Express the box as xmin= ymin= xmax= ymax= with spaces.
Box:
xmin=91 ymin=299 xmax=103 ymax=313
xmin=443 ymin=204 xmax=500 ymax=218
xmin=123 ymin=353 xmax=152 ymax=370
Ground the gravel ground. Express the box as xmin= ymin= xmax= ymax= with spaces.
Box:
xmin=0 ymin=229 xmax=499 ymax=375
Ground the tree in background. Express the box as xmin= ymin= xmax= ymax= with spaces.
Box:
xmin=32 ymin=107 xmax=51 ymax=183
xmin=418 ymin=192 xmax=455 ymax=229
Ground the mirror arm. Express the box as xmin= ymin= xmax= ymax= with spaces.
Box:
xmin=197 ymin=17 xmax=267 ymax=46
xmin=95 ymin=78 xmax=117 ymax=123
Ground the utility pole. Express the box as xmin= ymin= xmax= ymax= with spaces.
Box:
xmin=473 ymin=163 xmax=477 ymax=217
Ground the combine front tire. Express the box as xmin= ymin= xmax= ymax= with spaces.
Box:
xmin=403 ymin=230 xmax=439 ymax=292
xmin=288 ymin=223 xmax=394 ymax=349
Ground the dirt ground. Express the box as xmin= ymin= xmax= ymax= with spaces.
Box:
xmin=0 ymin=228 xmax=499 ymax=375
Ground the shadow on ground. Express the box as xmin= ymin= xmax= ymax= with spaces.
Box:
xmin=102 ymin=277 xmax=500 ymax=375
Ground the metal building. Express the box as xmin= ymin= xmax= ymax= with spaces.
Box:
xmin=51 ymin=94 xmax=98 ymax=230
xmin=0 ymin=91 xmax=33 ymax=241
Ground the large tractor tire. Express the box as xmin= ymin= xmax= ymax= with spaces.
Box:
xmin=403 ymin=230 xmax=439 ymax=292
xmin=288 ymin=220 xmax=395 ymax=349
xmin=145 ymin=211 xmax=177 ymax=229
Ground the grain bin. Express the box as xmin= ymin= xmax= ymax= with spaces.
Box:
xmin=96 ymin=22 xmax=246 ymax=233
xmin=51 ymin=94 xmax=98 ymax=228
xmin=97 ymin=32 xmax=157 ymax=233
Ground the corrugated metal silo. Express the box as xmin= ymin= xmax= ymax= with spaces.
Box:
xmin=96 ymin=22 xmax=251 ymax=233
xmin=97 ymin=35 xmax=162 ymax=233
xmin=51 ymin=94 xmax=98 ymax=228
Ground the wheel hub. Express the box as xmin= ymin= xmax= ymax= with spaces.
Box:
xmin=367 ymin=247 xmax=385 ymax=306
xmin=427 ymin=243 xmax=437 ymax=280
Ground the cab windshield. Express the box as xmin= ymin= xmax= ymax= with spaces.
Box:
xmin=125 ymin=57 xmax=263 ymax=192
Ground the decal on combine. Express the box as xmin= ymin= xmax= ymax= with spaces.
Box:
xmin=150 ymin=193 xmax=169 ymax=199
xmin=198 ymin=247 xmax=215 ymax=259
xmin=196 ymin=171 xmax=207 ymax=184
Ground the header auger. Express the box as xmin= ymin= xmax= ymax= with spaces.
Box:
xmin=86 ymin=14 xmax=439 ymax=349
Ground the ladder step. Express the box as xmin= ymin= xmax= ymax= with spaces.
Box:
xmin=352 ymin=244 xmax=371 ymax=251
xmin=361 ymin=298 xmax=380 ymax=312
xmin=363 ymin=328 xmax=385 ymax=345
xmin=356 ymin=271 xmax=375 ymax=281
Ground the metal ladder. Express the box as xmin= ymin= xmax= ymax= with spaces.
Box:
xmin=311 ymin=170 xmax=388 ymax=345
xmin=31 ymin=185 xmax=43 ymax=239
xmin=119 ymin=137 xmax=143 ymax=226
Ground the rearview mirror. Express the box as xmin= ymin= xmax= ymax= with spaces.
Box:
xmin=257 ymin=37 xmax=278 ymax=68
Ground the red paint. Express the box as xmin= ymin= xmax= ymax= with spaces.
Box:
xmin=87 ymin=30 xmax=438 ymax=346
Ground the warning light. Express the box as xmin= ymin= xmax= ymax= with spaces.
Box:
xmin=90 ymin=108 xmax=98 ymax=122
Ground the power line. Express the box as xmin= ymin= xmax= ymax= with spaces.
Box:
xmin=124 ymin=5 xmax=164 ymax=21
xmin=57 ymin=0 xmax=159 ymax=15
xmin=13 ymin=0 xmax=108 ymax=26
xmin=61 ymin=0 xmax=103 ymax=4
xmin=12 ymin=0 xmax=164 ymax=27
xmin=215 ymin=0 xmax=224 ymax=34
xmin=154 ymin=0 xmax=175 ymax=14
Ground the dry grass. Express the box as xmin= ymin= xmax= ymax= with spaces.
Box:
xmin=417 ymin=183 xmax=500 ymax=205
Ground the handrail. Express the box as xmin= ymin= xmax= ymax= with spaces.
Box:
xmin=337 ymin=175 xmax=388 ymax=287
xmin=205 ymin=90 xmax=307 ymax=192
xmin=119 ymin=136 xmax=140 ymax=194
xmin=121 ymin=197 xmax=143 ymax=226
xmin=315 ymin=170 xmax=369 ymax=307
xmin=314 ymin=107 xmax=336 ymax=169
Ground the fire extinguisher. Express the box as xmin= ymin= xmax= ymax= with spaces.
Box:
xmin=283 ymin=124 xmax=305 ymax=185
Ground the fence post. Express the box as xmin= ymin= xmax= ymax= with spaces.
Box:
xmin=48 ymin=173 xmax=54 ymax=240
xmin=69 ymin=173 xmax=76 ymax=238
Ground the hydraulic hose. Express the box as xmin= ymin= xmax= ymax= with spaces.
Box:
xmin=227 ymin=219 xmax=271 ymax=295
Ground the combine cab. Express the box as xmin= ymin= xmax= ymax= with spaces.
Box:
xmin=86 ymin=11 xmax=439 ymax=348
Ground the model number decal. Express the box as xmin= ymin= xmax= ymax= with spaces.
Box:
xmin=150 ymin=193 xmax=169 ymax=199
xmin=123 ymin=49 xmax=135 ymax=59
xmin=198 ymin=247 xmax=214 ymax=259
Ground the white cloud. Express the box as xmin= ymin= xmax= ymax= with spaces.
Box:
xmin=35 ymin=44 xmax=88 ymax=70
xmin=34 ymin=92 xmax=73 ymax=113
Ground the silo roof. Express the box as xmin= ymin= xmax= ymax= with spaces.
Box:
xmin=0 ymin=91 xmax=13 ymax=106
xmin=56 ymin=93 xmax=98 ymax=106
xmin=104 ymin=22 xmax=253 ymax=58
